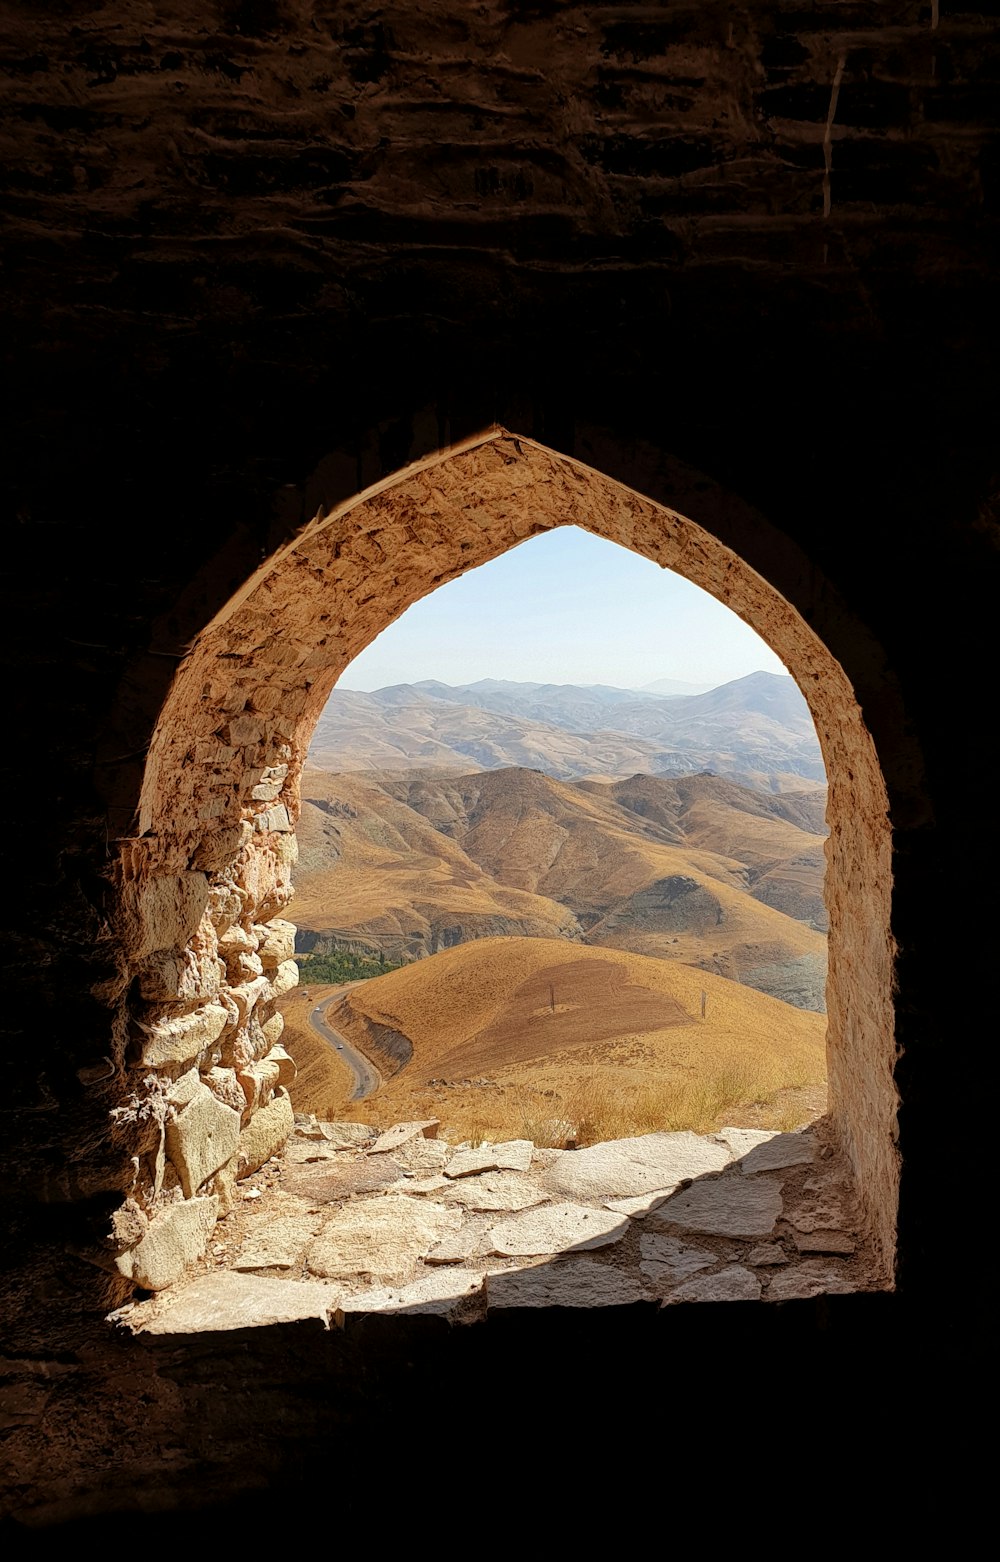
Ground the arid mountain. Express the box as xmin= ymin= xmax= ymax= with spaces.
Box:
xmin=309 ymin=671 xmax=825 ymax=786
xmin=292 ymin=765 xmax=829 ymax=1010
xmin=293 ymin=769 xmax=581 ymax=964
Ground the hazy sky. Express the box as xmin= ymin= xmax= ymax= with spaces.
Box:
xmin=338 ymin=526 xmax=787 ymax=692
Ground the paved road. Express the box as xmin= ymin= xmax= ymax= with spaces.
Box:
xmin=307 ymin=987 xmax=382 ymax=1102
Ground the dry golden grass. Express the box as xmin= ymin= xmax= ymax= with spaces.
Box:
xmin=317 ymin=937 xmax=826 ymax=1141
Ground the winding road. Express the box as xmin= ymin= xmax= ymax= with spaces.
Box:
xmin=307 ymin=986 xmax=382 ymax=1102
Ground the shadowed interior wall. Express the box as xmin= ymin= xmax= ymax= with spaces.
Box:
xmin=2 ymin=0 xmax=996 ymax=1525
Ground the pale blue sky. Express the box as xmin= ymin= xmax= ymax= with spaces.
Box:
xmin=338 ymin=525 xmax=787 ymax=692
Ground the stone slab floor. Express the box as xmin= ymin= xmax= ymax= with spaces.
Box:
xmin=117 ymin=1116 xmax=881 ymax=1335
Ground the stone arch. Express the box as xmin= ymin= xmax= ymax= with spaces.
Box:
xmin=111 ymin=428 xmax=898 ymax=1291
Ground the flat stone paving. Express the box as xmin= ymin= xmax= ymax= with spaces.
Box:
xmin=118 ymin=1114 xmax=880 ymax=1335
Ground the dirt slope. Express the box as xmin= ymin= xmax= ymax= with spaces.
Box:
xmin=313 ymin=937 xmax=827 ymax=1142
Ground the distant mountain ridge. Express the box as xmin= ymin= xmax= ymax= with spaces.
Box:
xmin=309 ymin=671 xmax=824 ymax=787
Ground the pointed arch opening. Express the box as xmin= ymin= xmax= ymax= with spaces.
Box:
xmin=114 ymin=429 xmax=897 ymax=1299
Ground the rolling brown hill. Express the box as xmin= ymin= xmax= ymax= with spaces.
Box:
xmin=293 ymin=764 xmax=829 ymax=1011
xmin=312 ymin=937 xmax=827 ymax=1143
xmin=293 ymin=769 xmax=580 ymax=963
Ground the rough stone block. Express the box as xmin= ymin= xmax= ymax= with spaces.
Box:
xmin=648 ymin=1176 xmax=782 ymax=1240
xmin=268 ymin=958 xmax=300 ymax=998
xmin=119 ymin=872 xmax=209 ymax=960
xmin=369 ymin=1120 xmax=440 ymax=1154
xmin=203 ymin=1065 xmax=247 ymax=1113
xmin=138 ymin=946 xmax=224 ymax=1004
xmin=542 ymin=1131 xmax=731 ymax=1201
xmin=254 ymin=804 xmax=292 ymax=833
xmin=116 ymin=1196 xmax=219 ymax=1292
xmin=486 ymin=1258 xmax=648 ymax=1310
xmin=264 ymin=1043 xmax=297 ymax=1087
xmin=236 ymin=1087 xmax=294 ymax=1177
xmin=237 ymin=1057 xmax=281 ymax=1113
xmin=228 ymin=974 xmax=271 ymax=1024
xmin=137 ymin=1001 xmax=229 ymax=1069
xmin=165 ymin=1084 xmax=241 ymax=1198
xmin=167 ymin=1068 xmax=203 ymax=1108
xmin=222 ymin=713 xmax=269 ymax=746
xmin=489 ymin=1202 xmax=630 ymax=1257
xmin=664 ymin=1265 xmax=762 ymax=1305
xmin=130 ymin=1272 xmax=337 ymax=1333
xmin=260 ymin=1012 xmax=285 ymax=1048
xmin=255 ymin=918 xmax=296 ymax=967
xmin=306 ymin=1195 xmax=461 ymax=1284
xmin=191 ymin=822 xmax=253 ymax=873
xmin=445 ymin=1140 xmax=534 ymax=1178
xmin=218 ymin=923 xmax=256 ymax=956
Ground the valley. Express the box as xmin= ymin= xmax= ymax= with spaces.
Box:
xmin=281 ymin=672 xmax=830 ymax=1141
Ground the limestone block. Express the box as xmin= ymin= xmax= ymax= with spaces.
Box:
xmin=167 ymin=1069 xmax=203 ymax=1108
xmin=664 ymin=1265 xmax=762 ymax=1305
xmin=748 ymin=1243 xmax=788 ymax=1267
xmin=639 ymin=1234 xmax=717 ymax=1291
xmin=250 ymin=779 xmax=283 ymax=802
xmin=227 ymin=975 xmax=271 ymax=1025
xmin=204 ymin=1066 xmax=246 ymax=1113
xmin=236 ymin=1087 xmax=294 ymax=1177
xmin=119 ymin=872 xmax=209 ymax=960
xmin=445 ymin=1140 xmax=534 ymax=1178
xmin=486 ymin=1258 xmax=648 ymax=1310
xmin=648 ymin=1177 xmax=782 ymax=1240
xmin=541 ymin=1131 xmax=731 ymax=1202
xmin=254 ymin=804 xmax=292 ymax=833
xmin=131 ymin=1272 xmax=337 ymax=1334
xmin=274 ymin=832 xmax=298 ymax=867
xmin=793 ymin=1230 xmax=856 ymax=1255
xmin=766 ymin=1260 xmax=858 ymax=1301
xmin=116 ymin=1196 xmax=219 ymax=1292
xmin=138 ymin=945 xmax=224 ymax=1004
xmin=235 ymin=951 xmax=264 ymax=981
xmin=207 ymin=882 xmax=245 ymax=935
xmin=213 ymin=1157 xmax=238 ymax=1216
xmin=369 ymin=1121 xmax=440 ymax=1154
xmin=438 ymin=1172 xmax=548 ymax=1214
xmin=268 ymin=959 xmax=300 ymax=998
xmin=715 ymin=1128 xmax=779 ymax=1158
xmin=739 ymin=1130 xmax=816 ymax=1175
xmin=232 ymin=1195 xmax=326 ymax=1271
xmin=489 ymin=1203 xmax=629 ymax=1257
xmin=217 ymin=924 xmax=256 ymax=957
xmin=264 ymin=1044 xmax=297 ymax=1087
xmin=306 ymin=1195 xmax=461 ymax=1283
xmin=192 ymin=822 xmax=253 ymax=873
xmin=137 ymin=1001 xmax=229 ymax=1069
xmin=222 ymin=713 xmax=269 ymax=746
xmin=336 ymin=1268 xmax=486 ymax=1323
xmin=281 ymin=1156 xmax=404 ymax=1203
xmin=260 ymin=1012 xmax=285 ymax=1049
xmin=237 ymin=1057 xmax=281 ymax=1113
xmin=255 ymin=918 xmax=296 ymax=968
xmin=108 ymin=1198 xmax=149 ymax=1254
xmin=165 ymin=1085 xmax=241 ymax=1198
